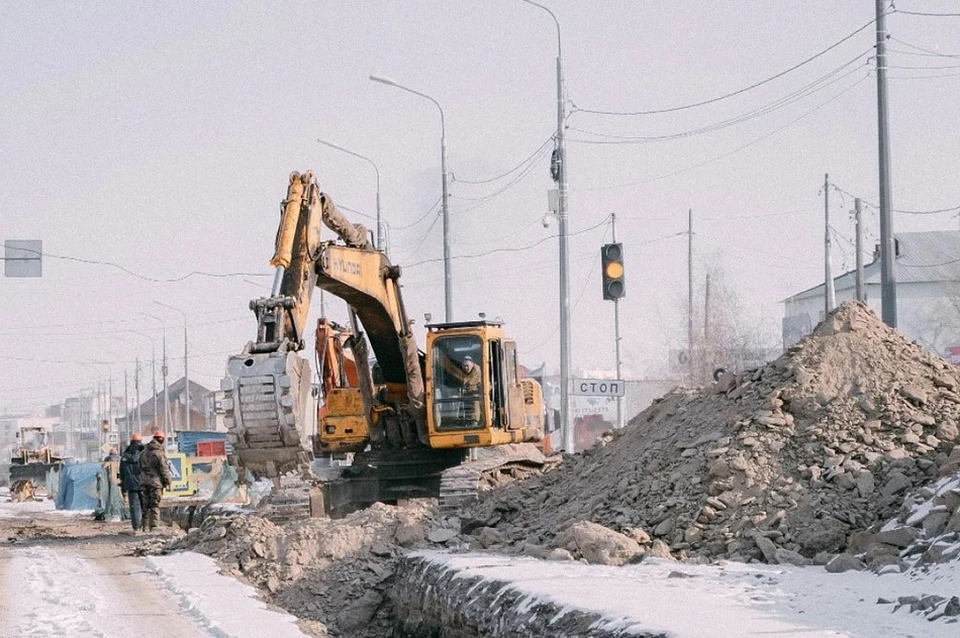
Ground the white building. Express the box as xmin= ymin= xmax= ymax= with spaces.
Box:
xmin=783 ymin=230 xmax=960 ymax=360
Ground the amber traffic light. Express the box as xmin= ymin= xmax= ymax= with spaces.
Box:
xmin=601 ymin=243 xmax=625 ymax=300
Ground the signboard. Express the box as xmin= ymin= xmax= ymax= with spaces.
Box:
xmin=101 ymin=443 xmax=114 ymax=455
xmin=4 ymin=240 xmax=42 ymax=277
xmin=163 ymin=453 xmax=196 ymax=496
xmin=570 ymin=378 xmax=624 ymax=397
xmin=106 ymin=432 xmax=119 ymax=445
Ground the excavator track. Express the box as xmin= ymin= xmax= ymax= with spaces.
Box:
xmin=438 ymin=443 xmax=554 ymax=518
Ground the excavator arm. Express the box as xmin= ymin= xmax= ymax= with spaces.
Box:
xmin=222 ymin=171 xmax=424 ymax=477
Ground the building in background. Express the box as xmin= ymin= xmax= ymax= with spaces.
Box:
xmin=122 ymin=377 xmax=214 ymax=437
xmin=783 ymin=231 xmax=960 ymax=357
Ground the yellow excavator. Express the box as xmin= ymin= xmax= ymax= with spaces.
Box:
xmin=222 ymin=171 xmax=546 ymax=515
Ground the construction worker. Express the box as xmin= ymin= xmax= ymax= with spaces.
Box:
xmin=118 ymin=433 xmax=145 ymax=533
xmin=138 ymin=430 xmax=172 ymax=531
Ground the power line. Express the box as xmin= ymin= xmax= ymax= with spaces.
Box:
xmin=571 ymin=16 xmax=879 ymax=117
xmin=581 ymin=75 xmax=869 ymax=192
xmin=832 ymin=184 xmax=960 ymax=215
xmin=451 ymin=136 xmax=553 ymax=185
xmin=3 ymin=245 xmax=271 ymax=284
xmin=889 ymin=36 xmax=960 ymax=58
xmin=892 ymin=5 xmax=960 ymax=17
xmin=385 ymin=195 xmax=442 ymax=232
xmin=569 ymin=50 xmax=872 ymax=145
xmin=405 ymin=216 xmax=612 ymax=268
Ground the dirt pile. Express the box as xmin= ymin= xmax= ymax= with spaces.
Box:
xmin=463 ymin=301 xmax=960 ymax=566
xmin=168 ymin=500 xmax=462 ymax=637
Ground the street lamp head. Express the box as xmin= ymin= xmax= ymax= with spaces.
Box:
xmin=369 ymin=74 xmax=398 ymax=87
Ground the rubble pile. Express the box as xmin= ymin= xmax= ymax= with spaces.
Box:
xmin=464 ymin=302 xmax=960 ymax=567
xmin=169 ymin=500 xmax=452 ymax=638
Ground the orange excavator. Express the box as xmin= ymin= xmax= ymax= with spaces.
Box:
xmin=222 ymin=171 xmax=547 ymax=515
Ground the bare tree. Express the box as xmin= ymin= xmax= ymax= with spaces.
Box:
xmin=680 ymin=263 xmax=777 ymax=385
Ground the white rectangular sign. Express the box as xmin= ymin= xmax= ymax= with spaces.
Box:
xmin=570 ymin=378 xmax=624 ymax=397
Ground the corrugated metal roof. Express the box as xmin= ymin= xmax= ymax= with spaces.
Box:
xmin=785 ymin=230 xmax=960 ymax=303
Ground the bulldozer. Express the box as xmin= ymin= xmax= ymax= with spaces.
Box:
xmin=222 ymin=171 xmax=547 ymax=515
xmin=9 ymin=424 xmax=62 ymax=484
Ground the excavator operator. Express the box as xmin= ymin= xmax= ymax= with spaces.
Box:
xmin=442 ymin=354 xmax=481 ymax=394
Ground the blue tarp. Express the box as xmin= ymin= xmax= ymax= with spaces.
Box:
xmin=54 ymin=462 xmax=124 ymax=515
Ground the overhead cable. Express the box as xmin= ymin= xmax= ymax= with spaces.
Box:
xmin=581 ymin=76 xmax=869 ymax=192
xmin=571 ymin=16 xmax=879 ymax=116
xmin=569 ymin=51 xmax=871 ymax=145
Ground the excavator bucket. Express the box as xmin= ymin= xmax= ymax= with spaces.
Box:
xmin=221 ymin=350 xmax=313 ymax=478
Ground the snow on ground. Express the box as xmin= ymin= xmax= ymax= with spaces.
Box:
xmin=422 ymin=552 xmax=959 ymax=637
xmin=0 ymin=542 xmax=310 ymax=638
xmin=0 ymin=488 xmax=90 ymax=518
xmin=146 ymin=552 xmax=310 ymax=638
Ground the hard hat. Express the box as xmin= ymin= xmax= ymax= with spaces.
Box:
xmin=152 ymin=429 xmax=165 ymax=440
xmin=131 ymin=433 xmax=142 ymax=441
xmin=463 ymin=355 xmax=474 ymax=363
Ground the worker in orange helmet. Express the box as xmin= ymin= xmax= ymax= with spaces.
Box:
xmin=138 ymin=429 xmax=172 ymax=532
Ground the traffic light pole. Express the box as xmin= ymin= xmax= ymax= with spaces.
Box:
xmin=612 ymin=214 xmax=623 ymax=430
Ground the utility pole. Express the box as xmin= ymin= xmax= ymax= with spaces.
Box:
xmin=855 ymin=198 xmax=864 ymax=301
xmin=824 ymin=174 xmax=836 ymax=315
xmin=521 ymin=0 xmax=571 ymax=452
xmin=123 ymin=369 xmax=129 ymax=444
xmin=687 ymin=208 xmax=694 ymax=378
xmin=612 ymin=214 xmax=623 ymax=431
xmin=135 ymin=357 xmax=142 ymax=434
xmin=876 ymin=0 xmax=897 ymax=327
xmin=704 ymin=273 xmax=712 ymax=345
xmin=162 ymin=329 xmax=171 ymax=431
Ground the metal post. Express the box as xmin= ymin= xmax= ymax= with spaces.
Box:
xmin=687 ymin=208 xmax=694 ymax=379
xmin=156 ymin=301 xmax=188 ymax=431
xmin=519 ymin=1 xmax=571 ymax=451
xmin=441 ymin=133 xmax=453 ymax=322
xmin=123 ymin=369 xmax=129 ymax=445
xmin=855 ymin=198 xmax=864 ymax=301
xmin=135 ymin=357 xmax=142 ymax=434
xmin=705 ymin=273 xmax=712 ymax=345
xmin=875 ymin=0 xmax=897 ymax=327
xmin=162 ymin=328 xmax=170 ymax=431
xmin=825 ymin=173 xmax=836 ymax=314
xmin=612 ymin=214 xmax=623 ymax=430
xmin=368 ymin=76 xmax=451 ymax=318
xmin=316 ymin=139 xmax=383 ymax=252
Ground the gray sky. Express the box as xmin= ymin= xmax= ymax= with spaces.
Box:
xmin=2 ymin=1 xmax=959 ymax=413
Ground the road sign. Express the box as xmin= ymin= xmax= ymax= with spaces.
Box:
xmin=570 ymin=378 xmax=625 ymax=397
xmin=106 ymin=432 xmax=119 ymax=445
xmin=4 ymin=240 xmax=43 ymax=277
xmin=101 ymin=443 xmax=114 ymax=455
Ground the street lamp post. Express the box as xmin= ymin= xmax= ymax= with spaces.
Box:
xmin=128 ymin=329 xmax=157 ymax=433
xmin=139 ymin=312 xmax=171 ymax=432
xmin=369 ymin=74 xmax=453 ymax=322
xmin=156 ymin=301 xmax=189 ymax=431
xmin=318 ymin=138 xmax=385 ymax=253
xmin=522 ymin=0 xmax=572 ymax=452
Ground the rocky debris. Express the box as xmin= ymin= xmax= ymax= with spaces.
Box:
xmin=462 ymin=302 xmax=960 ymax=569
xmin=167 ymin=500 xmax=459 ymax=638
xmin=9 ymin=480 xmax=37 ymax=503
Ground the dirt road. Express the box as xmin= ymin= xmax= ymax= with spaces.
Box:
xmin=0 ymin=495 xmax=314 ymax=638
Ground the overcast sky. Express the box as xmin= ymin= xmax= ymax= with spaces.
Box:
xmin=2 ymin=1 xmax=959 ymax=413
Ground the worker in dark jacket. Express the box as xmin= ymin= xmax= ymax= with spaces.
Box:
xmin=138 ymin=430 xmax=173 ymax=531
xmin=118 ymin=433 xmax=145 ymax=532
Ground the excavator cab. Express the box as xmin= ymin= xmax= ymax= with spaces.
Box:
xmin=425 ymin=321 xmax=544 ymax=450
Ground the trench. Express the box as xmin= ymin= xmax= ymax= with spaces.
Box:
xmin=388 ymin=555 xmax=664 ymax=638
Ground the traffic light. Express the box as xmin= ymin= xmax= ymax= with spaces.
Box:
xmin=601 ymin=243 xmax=625 ymax=300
